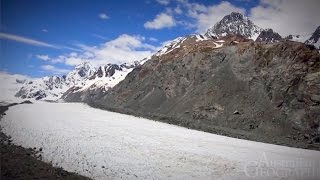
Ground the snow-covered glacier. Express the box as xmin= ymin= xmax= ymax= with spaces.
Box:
xmin=1 ymin=102 xmax=320 ymax=179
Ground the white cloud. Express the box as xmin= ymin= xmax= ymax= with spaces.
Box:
xmin=249 ymin=0 xmax=320 ymax=36
xmin=61 ymin=46 xmax=82 ymax=52
xmin=41 ymin=65 xmax=55 ymax=71
xmin=174 ymin=6 xmax=183 ymax=14
xmin=183 ymin=1 xmax=245 ymax=33
xmin=36 ymin=54 xmax=50 ymax=61
xmin=156 ymin=0 xmax=170 ymax=5
xmin=92 ymin=33 xmax=107 ymax=40
xmin=51 ymin=55 xmax=66 ymax=64
xmin=99 ymin=13 xmax=109 ymax=20
xmin=149 ymin=37 xmax=158 ymax=42
xmin=41 ymin=65 xmax=69 ymax=74
xmin=0 ymin=32 xmax=79 ymax=51
xmin=65 ymin=57 xmax=84 ymax=66
xmin=0 ymin=32 xmax=58 ymax=49
xmin=42 ymin=29 xmax=48 ymax=33
xmin=144 ymin=13 xmax=176 ymax=29
xmin=49 ymin=34 xmax=157 ymax=67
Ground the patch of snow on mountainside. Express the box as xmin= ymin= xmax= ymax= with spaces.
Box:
xmin=194 ymin=34 xmax=208 ymax=42
xmin=0 ymin=71 xmax=30 ymax=103
xmin=2 ymin=102 xmax=320 ymax=180
xmin=155 ymin=37 xmax=186 ymax=56
xmin=215 ymin=40 xmax=225 ymax=43
xmin=213 ymin=42 xmax=223 ymax=48
xmin=139 ymin=57 xmax=150 ymax=65
xmin=291 ymin=34 xmax=311 ymax=42
xmin=251 ymin=32 xmax=260 ymax=41
xmin=314 ymin=41 xmax=320 ymax=49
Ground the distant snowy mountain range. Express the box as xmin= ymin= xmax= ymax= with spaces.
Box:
xmin=0 ymin=72 xmax=29 ymax=104
xmin=13 ymin=61 xmax=141 ymax=100
xmin=1 ymin=12 xmax=319 ymax=102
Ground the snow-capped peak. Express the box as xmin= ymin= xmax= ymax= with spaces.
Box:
xmin=65 ymin=62 xmax=96 ymax=86
xmin=73 ymin=63 xmax=136 ymax=94
xmin=305 ymin=26 xmax=320 ymax=49
xmin=204 ymin=12 xmax=262 ymax=40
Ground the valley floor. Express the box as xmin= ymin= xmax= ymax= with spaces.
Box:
xmin=1 ymin=102 xmax=320 ymax=179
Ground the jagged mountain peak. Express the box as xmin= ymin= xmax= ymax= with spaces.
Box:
xmin=72 ymin=62 xmax=96 ymax=78
xmin=222 ymin=12 xmax=246 ymax=22
xmin=305 ymin=26 xmax=320 ymax=49
xmin=204 ymin=12 xmax=262 ymax=40
xmin=255 ymin=28 xmax=282 ymax=43
xmin=91 ymin=62 xmax=135 ymax=79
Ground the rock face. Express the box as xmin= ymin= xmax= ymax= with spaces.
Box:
xmin=72 ymin=37 xmax=320 ymax=149
xmin=256 ymin=29 xmax=282 ymax=42
xmin=205 ymin=12 xmax=262 ymax=40
xmin=305 ymin=26 xmax=320 ymax=49
xmin=61 ymin=35 xmax=235 ymax=102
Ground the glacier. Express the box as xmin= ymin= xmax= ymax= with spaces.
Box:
xmin=1 ymin=102 xmax=320 ymax=179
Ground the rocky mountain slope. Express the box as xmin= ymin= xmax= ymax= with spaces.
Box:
xmin=68 ymin=35 xmax=320 ymax=149
xmin=15 ymin=62 xmax=139 ymax=100
xmin=61 ymin=12 xmax=320 ymax=149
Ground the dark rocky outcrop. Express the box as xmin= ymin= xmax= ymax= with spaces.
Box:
xmin=256 ymin=29 xmax=282 ymax=42
xmin=205 ymin=12 xmax=262 ymax=40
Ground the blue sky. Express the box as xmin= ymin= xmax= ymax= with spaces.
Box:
xmin=1 ymin=0 xmax=319 ymax=77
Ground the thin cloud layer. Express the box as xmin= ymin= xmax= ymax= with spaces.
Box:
xmin=156 ymin=0 xmax=170 ymax=5
xmin=99 ymin=13 xmax=109 ymax=20
xmin=36 ymin=54 xmax=50 ymax=61
xmin=0 ymin=32 xmax=58 ymax=49
xmin=41 ymin=65 xmax=69 ymax=74
xmin=0 ymin=32 xmax=80 ymax=51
